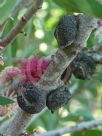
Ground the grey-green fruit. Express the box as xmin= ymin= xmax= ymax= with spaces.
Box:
xmin=71 ymin=52 xmax=96 ymax=79
xmin=54 ymin=16 xmax=78 ymax=48
xmin=46 ymin=86 xmax=71 ymax=113
xmin=17 ymin=83 xmax=46 ymax=114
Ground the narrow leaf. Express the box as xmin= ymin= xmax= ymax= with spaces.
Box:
xmin=0 ymin=95 xmax=14 ymax=105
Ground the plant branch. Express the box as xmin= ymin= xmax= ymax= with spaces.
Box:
xmin=36 ymin=119 xmax=102 ymax=136
xmin=0 ymin=15 xmax=97 ymax=136
xmin=0 ymin=0 xmax=43 ymax=48
xmin=0 ymin=108 xmax=33 ymax=136
xmin=0 ymin=0 xmax=34 ymax=37
xmin=39 ymin=15 xmax=97 ymax=91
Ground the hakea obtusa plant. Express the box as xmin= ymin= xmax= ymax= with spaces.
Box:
xmin=0 ymin=56 xmax=71 ymax=114
xmin=0 ymin=51 xmax=96 ymax=115
xmin=0 ymin=16 xmax=98 ymax=115
xmin=0 ymin=56 xmax=51 ymax=115
xmin=18 ymin=57 xmax=71 ymax=113
xmin=0 ymin=57 xmax=51 ymax=85
xmin=0 ymin=0 xmax=100 ymax=134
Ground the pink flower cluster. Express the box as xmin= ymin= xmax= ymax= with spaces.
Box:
xmin=0 ymin=67 xmax=21 ymax=84
xmin=21 ymin=56 xmax=50 ymax=83
xmin=0 ymin=56 xmax=51 ymax=85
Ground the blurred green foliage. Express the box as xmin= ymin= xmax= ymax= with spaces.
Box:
xmin=53 ymin=0 xmax=102 ymax=18
xmin=0 ymin=0 xmax=102 ymax=136
xmin=0 ymin=0 xmax=16 ymax=22
xmin=72 ymin=129 xmax=102 ymax=136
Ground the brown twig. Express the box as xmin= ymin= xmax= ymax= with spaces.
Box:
xmin=0 ymin=0 xmax=33 ymax=37
xmin=0 ymin=0 xmax=43 ymax=48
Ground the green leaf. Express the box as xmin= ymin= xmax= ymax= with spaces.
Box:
xmin=0 ymin=95 xmax=14 ymax=105
xmin=53 ymin=0 xmax=102 ymax=18
xmin=71 ymin=129 xmax=102 ymax=136
xmin=0 ymin=0 xmax=16 ymax=22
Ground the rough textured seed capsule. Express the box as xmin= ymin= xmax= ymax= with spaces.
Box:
xmin=17 ymin=83 xmax=46 ymax=114
xmin=71 ymin=52 xmax=96 ymax=79
xmin=54 ymin=16 xmax=78 ymax=48
xmin=46 ymin=86 xmax=71 ymax=113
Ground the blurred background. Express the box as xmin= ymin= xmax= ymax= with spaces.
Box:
xmin=0 ymin=0 xmax=102 ymax=136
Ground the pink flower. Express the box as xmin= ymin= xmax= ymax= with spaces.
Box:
xmin=21 ymin=56 xmax=51 ymax=83
xmin=0 ymin=56 xmax=51 ymax=85
xmin=0 ymin=67 xmax=22 ymax=84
